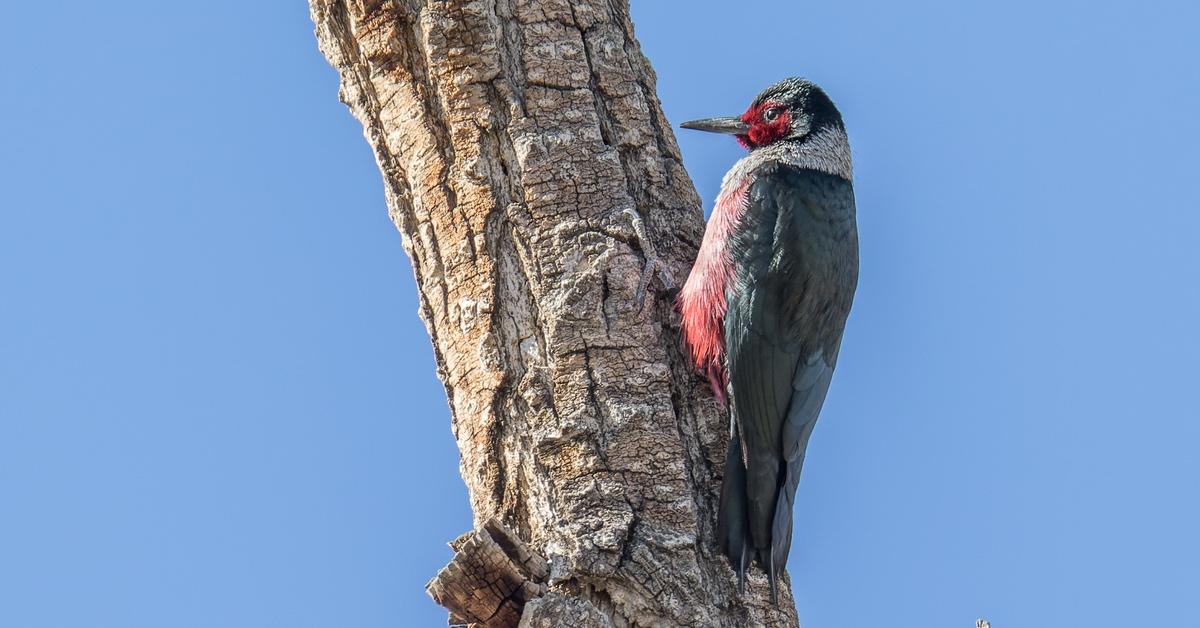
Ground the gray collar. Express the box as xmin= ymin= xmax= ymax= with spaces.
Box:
xmin=721 ymin=125 xmax=853 ymax=189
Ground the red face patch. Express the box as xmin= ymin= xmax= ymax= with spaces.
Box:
xmin=737 ymin=100 xmax=791 ymax=149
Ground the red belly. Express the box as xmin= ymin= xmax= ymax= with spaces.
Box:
xmin=677 ymin=178 xmax=749 ymax=403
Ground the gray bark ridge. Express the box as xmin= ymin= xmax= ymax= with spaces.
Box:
xmin=310 ymin=0 xmax=799 ymax=625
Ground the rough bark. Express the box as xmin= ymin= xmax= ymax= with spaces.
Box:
xmin=428 ymin=519 xmax=549 ymax=625
xmin=309 ymin=1 xmax=798 ymax=625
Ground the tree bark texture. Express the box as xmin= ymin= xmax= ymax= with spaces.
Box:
xmin=310 ymin=1 xmax=799 ymax=625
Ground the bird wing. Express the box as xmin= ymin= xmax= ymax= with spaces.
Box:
xmin=720 ymin=163 xmax=856 ymax=598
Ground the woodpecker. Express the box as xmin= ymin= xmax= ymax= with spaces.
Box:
xmin=678 ymin=77 xmax=858 ymax=602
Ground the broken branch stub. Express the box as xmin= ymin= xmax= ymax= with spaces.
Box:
xmin=427 ymin=520 xmax=548 ymax=626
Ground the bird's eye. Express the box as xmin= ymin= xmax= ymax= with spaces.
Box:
xmin=763 ymin=107 xmax=784 ymax=122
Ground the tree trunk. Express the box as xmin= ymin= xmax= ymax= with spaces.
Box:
xmin=309 ymin=1 xmax=798 ymax=625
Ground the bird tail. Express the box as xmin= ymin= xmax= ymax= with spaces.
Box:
xmin=767 ymin=457 xmax=803 ymax=603
xmin=767 ymin=415 xmax=818 ymax=603
xmin=718 ymin=425 xmax=808 ymax=604
xmin=716 ymin=428 xmax=750 ymax=591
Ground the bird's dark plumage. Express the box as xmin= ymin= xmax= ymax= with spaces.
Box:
xmin=722 ymin=165 xmax=857 ymax=599
xmin=679 ymin=78 xmax=858 ymax=602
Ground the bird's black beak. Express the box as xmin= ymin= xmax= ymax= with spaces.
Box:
xmin=679 ymin=116 xmax=750 ymax=136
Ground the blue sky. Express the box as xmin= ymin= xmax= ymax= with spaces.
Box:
xmin=1 ymin=1 xmax=1197 ymax=626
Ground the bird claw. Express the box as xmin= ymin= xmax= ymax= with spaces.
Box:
xmin=623 ymin=207 xmax=676 ymax=311
xmin=635 ymin=255 xmax=676 ymax=311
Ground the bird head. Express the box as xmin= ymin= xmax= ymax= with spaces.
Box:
xmin=680 ymin=77 xmax=844 ymax=151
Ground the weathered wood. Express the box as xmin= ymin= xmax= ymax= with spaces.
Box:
xmin=427 ymin=520 xmax=548 ymax=626
xmin=309 ymin=0 xmax=799 ymax=625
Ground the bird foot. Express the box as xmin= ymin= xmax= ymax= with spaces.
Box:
xmin=623 ymin=207 xmax=677 ymax=311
